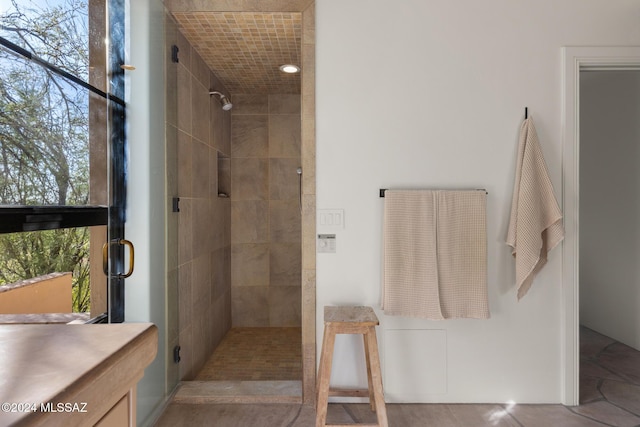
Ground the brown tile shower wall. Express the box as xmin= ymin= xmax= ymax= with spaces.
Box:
xmin=166 ymin=20 xmax=232 ymax=381
xmin=230 ymin=94 xmax=302 ymax=327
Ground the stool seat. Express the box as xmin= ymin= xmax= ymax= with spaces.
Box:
xmin=316 ymin=306 xmax=388 ymax=427
xmin=324 ymin=306 xmax=379 ymax=325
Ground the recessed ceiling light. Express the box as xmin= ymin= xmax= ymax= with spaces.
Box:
xmin=279 ymin=64 xmax=300 ymax=74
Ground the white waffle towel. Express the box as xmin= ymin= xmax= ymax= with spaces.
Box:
xmin=506 ymin=117 xmax=564 ymax=300
xmin=382 ymin=190 xmax=489 ymax=319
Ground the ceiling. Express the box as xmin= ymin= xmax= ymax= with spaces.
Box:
xmin=172 ymin=12 xmax=302 ymax=95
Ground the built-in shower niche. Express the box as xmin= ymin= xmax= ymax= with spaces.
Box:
xmin=218 ymin=152 xmax=230 ymax=198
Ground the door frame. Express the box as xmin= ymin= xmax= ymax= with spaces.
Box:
xmin=107 ymin=0 xmax=128 ymax=323
xmin=163 ymin=0 xmax=317 ymax=404
xmin=561 ymin=46 xmax=640 ymax=406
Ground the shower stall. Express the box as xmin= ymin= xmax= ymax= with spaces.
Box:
xmin=163 ymin=1 xmax=315 ymax=400
xmin=196 ymin=92 xmax=303 ymax=382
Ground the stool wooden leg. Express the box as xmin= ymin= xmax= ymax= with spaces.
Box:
xmin=365 ymin=326 xmax=388 ymax=427
xmin=363 ymin=332 xmax=376 ymax=412
xmin=317 ymin=325 xmax=330 ymax=401
xmin=316 ymin=326 xmax=336 ymax=427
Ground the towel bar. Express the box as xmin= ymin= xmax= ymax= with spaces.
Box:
xmin=379 ymin=188 xmax=488 ymax=197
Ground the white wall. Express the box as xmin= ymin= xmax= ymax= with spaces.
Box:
xmin=580 ymin=70 xmax=640 ymax=350
xmin=127 ymin=0 xmax=169 ymax=424
xmin=315 ymin=0 xmax=640 ymax=403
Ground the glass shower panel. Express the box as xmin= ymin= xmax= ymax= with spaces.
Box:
xmin=164 ymin=8 xmax=180 ymax=392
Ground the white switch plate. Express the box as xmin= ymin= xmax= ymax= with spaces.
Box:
xmin=318 ymin=209 xmax=345 ymax=229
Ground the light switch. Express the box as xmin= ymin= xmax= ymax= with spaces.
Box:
xmin=318 ymin=209 xmax=345 ymax=229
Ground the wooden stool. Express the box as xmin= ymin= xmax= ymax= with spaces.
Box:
xmin=316 ymin=306 xmax=388 ymax=427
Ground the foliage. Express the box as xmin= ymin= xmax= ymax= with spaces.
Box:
xmin=0 ymin=228 xmax=91 ymax=312
xmin=0 ymin=0 xmax=89 ymax=206
xmin=0 ymin=0 xmax=93 ymax=313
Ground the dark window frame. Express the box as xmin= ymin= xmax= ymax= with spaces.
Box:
xmin=0 ymin=206 xmax=108 ymax=234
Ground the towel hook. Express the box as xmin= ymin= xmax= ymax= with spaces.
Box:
xmin=525 ymin=107 xmax=528 ymax=119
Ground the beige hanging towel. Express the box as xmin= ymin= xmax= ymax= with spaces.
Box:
xmin=506 ymin=117 xmax=564 ymax=300
xmin=382 ymin=190 xmax=489 ymax=320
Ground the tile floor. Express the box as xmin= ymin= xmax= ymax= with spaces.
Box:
xmin=155 ymin=326 xmax=640 ymax=426
xmin=195 ymin=328 xmax=302 ymax=381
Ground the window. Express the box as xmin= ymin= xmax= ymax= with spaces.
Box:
xmin=0 ymin=0 xmax=126 ymax=322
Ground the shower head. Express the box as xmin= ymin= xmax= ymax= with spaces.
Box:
xmin=209 ymin=90 xmax=233 ymax=111
xmin=219 ymin=96 xmax=233 ymax=111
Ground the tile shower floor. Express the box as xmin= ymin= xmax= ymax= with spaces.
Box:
xmin=157 ymin=326 xmax=640 ymax=426
xmin=195 ymin=327 xmax=302 ymax=381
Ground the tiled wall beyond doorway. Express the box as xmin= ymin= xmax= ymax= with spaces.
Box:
xmin=230 ymin=94 xmax=301 ymax=327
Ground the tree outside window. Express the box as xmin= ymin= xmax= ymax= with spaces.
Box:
xmin=0 ymin=0 xmax=106 ymax=314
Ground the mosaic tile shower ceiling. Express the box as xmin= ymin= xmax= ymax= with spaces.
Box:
xmin=172 ymin=12 xmax=301 ymax=94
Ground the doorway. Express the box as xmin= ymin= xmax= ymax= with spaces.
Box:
xmin=164 ymin=0 xmax=316 ymax=404
xmin=579 ymin=69 xmax=640 ymax=347
xmin=562 ymin=46 xmax=640 ymax=406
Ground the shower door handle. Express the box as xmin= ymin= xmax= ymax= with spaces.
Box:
xmin=102 ymin=239 xmax=135 ymax=279
xmin=297 ymin=167 xmax=303 ymax=213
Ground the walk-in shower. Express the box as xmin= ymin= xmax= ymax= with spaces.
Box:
xmin=167 ymin=3 xmax=315 ymax=401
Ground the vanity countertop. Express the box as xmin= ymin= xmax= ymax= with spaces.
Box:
xmin=0 ymin=323 xmax=157 ymax=426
